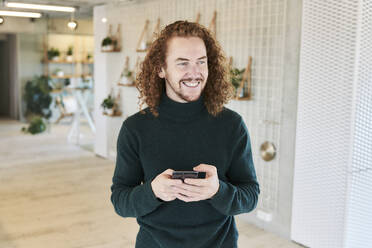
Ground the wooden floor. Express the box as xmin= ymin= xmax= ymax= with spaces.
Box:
xmin=0 ymin=118 xmax=302 ymax=248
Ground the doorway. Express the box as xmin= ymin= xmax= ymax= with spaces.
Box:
xmin=0 ymin=34 xmax=11 ymax=118
xmin=0 ymin=33 xmax=18 ymax=120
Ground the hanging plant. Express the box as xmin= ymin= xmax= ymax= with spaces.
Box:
xmin=101 ymin=94 xmax=115 ymax=115
xmin=119 ymin=69 xmax=134 ymax=85
xmin=101 ymin=37 xmax=113 ymax=51
xmin=101 ymin=93 xmax=122 ymax=116
xmin=230 ymin=67 xmax=245 ymax=91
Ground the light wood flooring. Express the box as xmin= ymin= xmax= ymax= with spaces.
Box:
xmin=0 ymin=118 xmax=302 ymax=248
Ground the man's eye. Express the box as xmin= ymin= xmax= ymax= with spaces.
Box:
xmin=198 ymin=61 xmax=206 ymax=64
xmin=178 ymin=62 xmax=188 ymax=66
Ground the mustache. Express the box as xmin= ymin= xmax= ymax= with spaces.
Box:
xmin=179 ymin=77 xmax=204 ymax=83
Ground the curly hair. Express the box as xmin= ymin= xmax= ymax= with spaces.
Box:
xmin=136 ymin=20 xmax=234 ymax=117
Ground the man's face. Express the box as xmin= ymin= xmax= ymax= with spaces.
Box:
xmin=158 ymin=36 xmax=208 ymax=103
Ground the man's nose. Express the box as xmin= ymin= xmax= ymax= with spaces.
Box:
xmin=189 ymin=63 xmax=201 ymax=75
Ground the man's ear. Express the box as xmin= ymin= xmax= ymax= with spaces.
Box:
xmin=158 ymin=67 xmax=165 ymax=78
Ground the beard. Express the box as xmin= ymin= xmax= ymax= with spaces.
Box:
xmin=164 ymin=76 xmax=206 ymax=103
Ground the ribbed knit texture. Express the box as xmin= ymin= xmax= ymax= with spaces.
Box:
xmin=111 ymin=92 xmax=260 ymax=248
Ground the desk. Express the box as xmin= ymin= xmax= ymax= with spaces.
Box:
xmin=67 ymin=87 xmax=96 ymax=144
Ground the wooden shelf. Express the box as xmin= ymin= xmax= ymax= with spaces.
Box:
xmin=47 ymin=74 xmax=92 ymax=79
xmin=51 ymin=89 xmax=63 ymax=94
xmin=43 ymin=60 xmax=94 ymax=64
xmin=234 ymin=96 xmax=252 ymax=101
xmin=101 ymin=49 xmax=121 ymax=53
xmin=103 ymin=111 xmax=122 ymax=117
xmin=118 ymin=83 xmax=136 ymax=87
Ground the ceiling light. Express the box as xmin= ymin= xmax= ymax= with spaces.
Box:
xmin=0 ymin=17 xmax=4 ymax=24
xmin=0 ymin=10 xmax=41 ymax=18
xmin=101 ymin=18 xmax=107 ymax=23
xmin=5 ymin=2 xmax=76 ymax=12
xmin=67 ymin=20 xmax=78 ymax=30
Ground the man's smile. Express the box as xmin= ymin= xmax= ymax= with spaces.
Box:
xmin=181 ymin=81 xmax=200 ymax=88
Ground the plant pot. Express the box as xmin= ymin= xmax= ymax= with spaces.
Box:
xmin=56 ymin=70 xmax=64 ymax=77
xmin=66 ymin=55 xmax=73 ymax=62
xmin=52 ymin=56 xmax=60 ymax=62
xmin=120 ymin=76 xmax=133 ymax=85
xmin=105 ymin=108 xmax=114 ymax=115
xmin=140 ymin=41 xmax=147 ymax=50
xmin=102 ymin=45 xmax=113 ymax=51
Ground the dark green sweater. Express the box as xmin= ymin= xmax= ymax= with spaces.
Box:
xmin=111 ymin=92 xmax=260 ymax=248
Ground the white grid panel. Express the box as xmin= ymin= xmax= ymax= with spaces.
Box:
xmin=344 ymin=0 xmax=372 ymax=246
xmin=349 ymin=0 xmax=372 ymax=174
xmin=102 ymin=0 xmax=287 ymax=215
xmin=291 ymin=0 xmax=372 ymax=247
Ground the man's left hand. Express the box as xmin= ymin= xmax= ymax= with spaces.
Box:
xmin=173 ymin=164 xmax=220 ymax=202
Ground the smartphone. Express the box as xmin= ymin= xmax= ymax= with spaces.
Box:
xmin=171 ymin=171 xmax=206 ymax=180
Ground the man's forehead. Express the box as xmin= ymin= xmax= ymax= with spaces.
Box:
xmin=166 ymin=36 xmax=207 ymax=58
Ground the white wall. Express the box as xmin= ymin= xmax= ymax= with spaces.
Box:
xmin=0 ymin=17 xmax=93 ymax=36
xmin=94 ymin=0 xmax=302 ymax=239
xmin=0 ymin=16 xmax=47 ymax=34
xmin=48 ymin=18 xmax=93 ymax=35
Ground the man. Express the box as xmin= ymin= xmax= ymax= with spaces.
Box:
xmin=111 ymin=21 xmax=260 ymax=248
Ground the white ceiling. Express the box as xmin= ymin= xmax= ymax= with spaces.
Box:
xmin=1 ymin=0 xmax=135 ymax=18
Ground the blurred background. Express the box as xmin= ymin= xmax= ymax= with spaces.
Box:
xmin=0 ymin=0 xmax=371 ymax=247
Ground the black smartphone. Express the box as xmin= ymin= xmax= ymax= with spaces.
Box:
xmin=171 ymin=171 xmax=206 ymax=180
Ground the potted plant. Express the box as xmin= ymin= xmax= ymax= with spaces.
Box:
xmin=120 ymin=69 xmax=134 ymax=85
xmin=22 ymin=116 xmax=47 ymax=134
xmin=47 ymin=47 xmax=60 ymax=61
xmin=22 ymin=75 xmax=52 ymax=134
xmin=101 ymin=37 xmax=113 ymax=51
xmin=66 ymin=46 xmax=73 ymax=62
xmin=86 ymin=53 xmax=93 ymax=62
xmin=101 ymin=94 xmax=115 ymax=115
xmin=230 ymin=67 xmax=245 ymax=97
xmin=53 ymin=68 xmax=64 ymax=77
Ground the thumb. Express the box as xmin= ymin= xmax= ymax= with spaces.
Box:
xmin=193 ymin=164 xmax=216 ymax=176
xmin=163 ymin=169 xmax=174 ymax=176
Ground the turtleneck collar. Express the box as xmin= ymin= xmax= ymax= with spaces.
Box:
xmin=158 ymin=91 xmax=206 ymax=121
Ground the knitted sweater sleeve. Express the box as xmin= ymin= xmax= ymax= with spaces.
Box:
xmin=207 ymin=116 xmax=260 ymax=216
xmin=110 ymin=122 xmax=163 ymax=218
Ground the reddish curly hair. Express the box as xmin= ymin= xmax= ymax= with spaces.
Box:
xmin=136 ymin=20 xmax=234 ymax=117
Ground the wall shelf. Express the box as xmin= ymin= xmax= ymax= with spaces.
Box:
xmin=234 ymin=96 xmax=252 ymax=101
xmin=42 ymin=60 xmax=94 ymax=64
xmin=101 ymin=49 xmax=121 ymax=53
xmin=103 ymin=111 xmax=122 ymax=117
xmin=118 ymin=83 xmax=136 ymax=87
xmin=46 ymin=74 xmax=92 ymax=79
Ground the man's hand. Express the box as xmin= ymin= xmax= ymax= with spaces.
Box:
xmin=151 ymin=169 xmax=183 ymax=202
xmin=173 ymin=164 xmax=220 ymax=202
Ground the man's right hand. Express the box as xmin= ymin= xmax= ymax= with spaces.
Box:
xmin=151 ymin=169 xmax=182 ymax=202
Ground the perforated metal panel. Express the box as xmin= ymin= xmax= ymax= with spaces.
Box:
xmin=344 ymin=0 xmax=372 ymax=247
xmin=292 ymin=0 xmax=372 ymax=247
